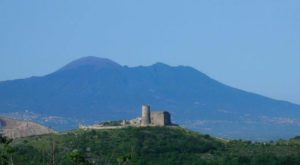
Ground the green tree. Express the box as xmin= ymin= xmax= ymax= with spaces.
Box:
xmin=68 ymin=149 xmax=90 ymax=165
xmin=117 ymin=155 xmax=132 ymax=165
xmin=0 ymin=135 xmax=14 ymax=165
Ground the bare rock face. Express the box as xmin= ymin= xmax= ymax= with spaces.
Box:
xmin=0 ymin=116 xmax=55 ymax=139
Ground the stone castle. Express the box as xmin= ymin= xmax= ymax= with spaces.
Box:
xmin=141 ymin=105 xmax=171 ymax=126
xmin=80 ymin=105 xmax=173 ymax=129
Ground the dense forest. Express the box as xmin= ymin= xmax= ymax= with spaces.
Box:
xmin=1 ymin=127 xmax=300 ymax=165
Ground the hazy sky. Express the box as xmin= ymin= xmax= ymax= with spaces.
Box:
xmin=1 ymin=1 xmax=300 ymax=104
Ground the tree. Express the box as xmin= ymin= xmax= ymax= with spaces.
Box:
xmin=0 ymin=135 xmax=14 ymax=165
xmin=117 ymin=155 xmax=132 ymax=165
xmin=68 ymin=149 xmax=90 ymax=165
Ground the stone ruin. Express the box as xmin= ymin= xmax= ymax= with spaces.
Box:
xmin=80 ymin=105 xmax=173 ymax=129
xmin=140 ymin=105 xmax=171 ymax=126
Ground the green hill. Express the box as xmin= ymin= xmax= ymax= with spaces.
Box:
xmin=1 ymin=127 xmax=300 ymax=165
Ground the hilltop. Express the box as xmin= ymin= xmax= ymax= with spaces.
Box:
xmin=0 ymin=116 xmax=54 ymax=138
xmin=1 ymin=56 xmax=300 ymax=140
xmin=3 ymin=127 xmax=300 ymax=165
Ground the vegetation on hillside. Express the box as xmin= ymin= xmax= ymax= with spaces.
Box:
xmin=0 ymin=135 xmax=15 ymax=165
xmin=101 ymin=120 xmax=124 ymax=126
xmin=2 ymin=127 xmax=300 ymax=164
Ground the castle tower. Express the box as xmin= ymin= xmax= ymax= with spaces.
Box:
xmin=141 ymin=105 xmax=151 ymax=126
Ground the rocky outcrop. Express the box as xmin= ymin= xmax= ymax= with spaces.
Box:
xmin=0 ymin=116 xmax=55 ymax=139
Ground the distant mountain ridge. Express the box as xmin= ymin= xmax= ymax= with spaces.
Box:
xmin=0 ymin=56 xmax=300 ymax=140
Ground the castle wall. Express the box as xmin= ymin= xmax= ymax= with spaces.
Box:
xmin=150 ymin=111 xmax=171 ymax=126
xmin=79 ymin=105 xmax=173 ymax=130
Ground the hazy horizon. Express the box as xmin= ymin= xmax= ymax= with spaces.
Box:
xmin=1 ymin=1 xmax=300 ymax=104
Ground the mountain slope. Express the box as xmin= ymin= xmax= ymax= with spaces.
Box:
xmin=0 ymin=116 xmax=54 ymax=138
xmin=0 ymin=56 xmax=300 ymax=140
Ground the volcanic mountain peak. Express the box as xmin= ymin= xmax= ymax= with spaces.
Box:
xmin=59 ymin=56 xmax=122 ymax=71
xmin=1 ymin=57 xmax=300 ymax=140
xmin=151 ymin=62 xmax=170 ymax=68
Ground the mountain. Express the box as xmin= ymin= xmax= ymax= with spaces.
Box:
xmin=1 ymin=56 xmax=300 ymax=140
xmin=0 ymin=116 xmax=54 ymax=138
xmin=59 ymin=56 xmax=122 ymax=71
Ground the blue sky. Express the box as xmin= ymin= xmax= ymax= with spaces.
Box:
xmin=0 ymin=1 xmax=300 ymax=104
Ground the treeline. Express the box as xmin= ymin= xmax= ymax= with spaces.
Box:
xmin=2 ymin=127 xmax=300 ymax=165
